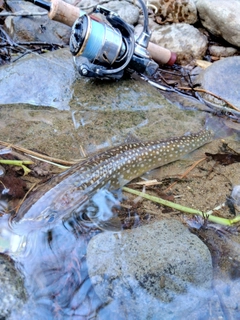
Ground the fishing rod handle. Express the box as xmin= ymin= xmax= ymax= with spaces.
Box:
xmin=49 ymin=0 xmax=83 ymax=26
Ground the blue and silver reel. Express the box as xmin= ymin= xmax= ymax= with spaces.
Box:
xmin=70 ymin=2 xmax=158 ymax=80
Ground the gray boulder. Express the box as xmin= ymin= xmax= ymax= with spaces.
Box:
xmin=148 ymin=22 xmax=208 ymax=64
xmin=196 ymin=0 xmax=240 ymax=47
xmin=79 ymin=0 xmax=139 ymax=25
xmin=194 ymin=56 xmax=240 ymax=109
xmin=0 ymin=48 xmax=77 ymax=109
xmin=87 ymin=220 xmax=213 ymax=319
xmin=103 ymin=0 xmax=139 ymax=26
xmin=5 ymin=0 xmax=70 ymax=45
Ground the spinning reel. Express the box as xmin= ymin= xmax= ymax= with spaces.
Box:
xmin=69 ymin=0 xmax=159 ymax=79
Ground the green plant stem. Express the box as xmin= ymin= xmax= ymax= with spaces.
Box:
xmin=0 ymin=160 xmax=33 ymax=175
xmin=123 ymin=187 xmax=240 ymax=226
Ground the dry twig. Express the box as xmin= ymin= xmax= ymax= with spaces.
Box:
xmin=0 ymin=140 xmax=82 ymax=166
xmin=178 ymin=86 xmax=240 ymax=112
xmin=164 ymin=157 xmax=206 ymax=192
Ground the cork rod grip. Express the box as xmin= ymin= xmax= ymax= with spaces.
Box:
xmin=147 ymin=42 xmax=177 ymax=66
xmin=49 ymin=0 xmax=81 ymax=26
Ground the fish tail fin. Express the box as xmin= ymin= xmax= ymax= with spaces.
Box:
xmin=205 ymin=116 xmax=236 ymax=140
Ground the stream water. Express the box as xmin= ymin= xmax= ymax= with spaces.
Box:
xmin=0 ymin=195 xmax=217 ymax=319
xmin=0 ymin=70 xmax=240 ymax=318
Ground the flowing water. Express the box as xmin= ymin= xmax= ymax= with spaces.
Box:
xmin=0 ymin=192 xmax=211 ymax=319
xmin=0 ymin=191 xmax=115 ymax=319
xmin=1 ymin=185 xmax=240 ymax=320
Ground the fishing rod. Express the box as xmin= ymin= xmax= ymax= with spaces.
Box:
xmin=26 ymin=0 xmax=177 ymax=79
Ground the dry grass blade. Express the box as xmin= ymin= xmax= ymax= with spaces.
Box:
xmin=0 ymin=140 xmax=84 ymax=166
xmin=15 ymin=182 xmax=38 ymax=213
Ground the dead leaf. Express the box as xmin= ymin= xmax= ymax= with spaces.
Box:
xmin=205 ymin=152 xmax=240 ymax=165
xmin=196 ymin=60 xmax=212 ymax=69
xmin=0 ymin=174 xmax=27 ymax=198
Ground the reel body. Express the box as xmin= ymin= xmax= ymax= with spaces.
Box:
xmin=70 ymin=4 xmax=158 ymax=80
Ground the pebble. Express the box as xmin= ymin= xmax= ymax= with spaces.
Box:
xmin=208 ymin=45 xmax=238 ymax=58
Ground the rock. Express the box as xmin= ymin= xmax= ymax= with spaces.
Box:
xmin=4 ymin=1 xmax=71 ymax=45
xmin=149 ymin=0 xmax=197 ymax=24
xmin=208 ymin=45 xmax=238 ymax=58
xmin=194 ymin=56 xmax=240 ymax=109
xmin=148 ymin=22 xmax=208 ymax=64
xmin=196 ymin=0 xmax=240 ymax=48
xmin=0 ymin=48 xmax=77 ymax=109
xmin=5 ymin=16 xmax=71 ymax=45
xmin=0 ymin=254 xmax=27 ymax=318
xmin=103 ymin=0 xmax=139 ymax=26
xmin=87 ymin=220 xmax=213 ymax=319
xmin=79 ymin=0 xmax=139 ymax=25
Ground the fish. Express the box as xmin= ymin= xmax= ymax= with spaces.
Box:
xmin=11 ymin=118 xmax=230 ymax=230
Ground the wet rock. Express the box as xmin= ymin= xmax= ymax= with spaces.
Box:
xmin=148 ymin=22 xmax=207 ymax=64
xmin=0 ymin=254 xmax=27 ymax=318
xmin=194 ymin=56 xmax=240 ymax=109
xmin=196 ymin=0 xmax=240 ymax=48
xmin=149 ymin=0 xmax=197 ymax=24
xmin=87 ymin=220 xmax=213 ymax=319
xmin=0 ymin=48 xmax=77 ymax=109
xmin=4 ymin=1 xmax=70 ymax=45
xmin=196 ymin=226 xmax=240 ymax=320
xmin=208 ymin=45 xmax=238 ymax=58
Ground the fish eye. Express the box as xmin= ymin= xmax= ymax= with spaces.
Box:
xmin=47 ymin=214 xmax=55 ymax=223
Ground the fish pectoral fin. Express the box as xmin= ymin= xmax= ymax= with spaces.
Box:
xmin=124 ymin=132 xmax=141 ymax=144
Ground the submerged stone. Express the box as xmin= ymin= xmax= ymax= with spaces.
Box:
xmin=0 ymin=254 xmax=27 ymax=318
xmin=0 ymin=49 xmax=77 ymax=110
xmin=87 ymin=220 xmax=213 ymax=319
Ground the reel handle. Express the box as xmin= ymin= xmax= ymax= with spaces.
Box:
xmin=47 ymin=0 xmax=176 ymax=65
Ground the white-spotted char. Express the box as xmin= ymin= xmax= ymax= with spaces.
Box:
xmin=13 ymin=129 xmax=214 ymax=227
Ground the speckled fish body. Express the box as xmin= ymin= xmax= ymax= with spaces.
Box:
xmin=13 ymin=129 xmax=213 ymax=227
